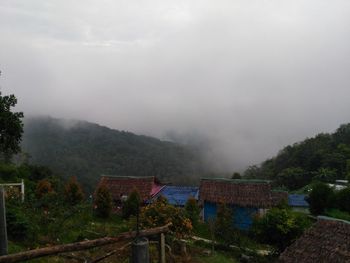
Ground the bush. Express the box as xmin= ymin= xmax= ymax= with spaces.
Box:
xmin=64 ymin=176 xmax=84 ymax=205
xmin=253 ymin=207 xmax=311 ymax=251
xmin=140 ymin=196 xmax=192 ymax=238
xmin=335 ymin=187 xmax=350 ymax=213
xmin=215 ymin=202 xmax=234 ymax=243
xmin=307 ymin=182 xmax=334 ymax=215
xmin=6 ymin=206 xmax=31 ymax=241
xmin=94 ymin=184 xmax=113 ymax=218
xmin=122 ymin=189 xmax=141 ymax=219
xmin=35 ymin=179 xmax=53 ymax=199
xmin=184 ymin=197 xmax=200 ymax=229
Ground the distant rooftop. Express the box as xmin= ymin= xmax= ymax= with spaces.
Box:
xmin=288 ymin=194 xmax=309 ymax=207
xmin=156 ymin=186 xmax=199 ymax=206
xmin=200 ymin=178 xmax=271 ymax=184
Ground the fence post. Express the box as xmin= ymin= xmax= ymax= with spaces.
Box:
xmin=158 ymin=233 xmax=165 ymax=263
xmin=0 ymin=186 xmax=8 ymax=256
xmin=21 ymin=180 xmax=25 ymax=203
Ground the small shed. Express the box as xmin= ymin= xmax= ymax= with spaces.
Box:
xmin=288 ymin=194 xmax=309 ymax=213
xmin=279 ymin=217 xmax=350 ymax=262
xmin=96 ymin=175 xmax=164 ymax=205
xmin=154 ymin=186 xmax=199 ymax=206
xmin=199 ymin=178 xmax=286 ymax=230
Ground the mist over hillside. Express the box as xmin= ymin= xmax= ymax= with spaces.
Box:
xmin=21 ymin=117 xmax=210 ymax=191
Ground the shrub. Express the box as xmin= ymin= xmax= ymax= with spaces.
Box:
xmin=6 ymin=206 xmax=31 ymax=241
xmin=215 ymin=201 xmax=234 ymax=243
xmin=335 ymin=187 xmax=350 ymax=213
xmin=253 ymin=207 xmax=311 ymax=251
xmin=184 ymin=197 xmax=200 ymax=229
xmin=35 ymin=179 xmax=53 ymax=199
xmin=307 ymin=182 xmax=334 ymax=215
xmin=64 ymin=176 xmax=84 ymax=205
xmin=140 ymin=196 xmax=192 ymax=238
xmin=94 ymin=184 xmax=112 ymax=218
xmin=122 ymin=189 xmax=141 ymax=219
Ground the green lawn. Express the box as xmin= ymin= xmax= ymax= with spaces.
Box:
xmin=195 ymin=251 xmax=237 ymax=263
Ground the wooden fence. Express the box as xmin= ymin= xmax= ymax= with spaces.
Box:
xmin=0 ymin=224 xmax=170 ymax=263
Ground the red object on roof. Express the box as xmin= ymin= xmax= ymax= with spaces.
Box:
xmin=96 ymin=176 xmax=163 ymax=201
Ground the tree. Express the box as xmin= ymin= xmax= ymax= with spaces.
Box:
xmin=307 ymin=182 xmax=334 ymax=215
xmin=0 ymin=89 xmax=24 ymax=162
xmin=94 ymin=184 xmax=112 ymax=218
xmin=122 ymin=189 xmax=141 ymax=219
xmin=231 ymin=172 xmax=241 ymax=179
xmin=140 ymin=196 xmax=192 ymax=238
xmin=64 ymin=176 xmax=84 ymax=205
xmin=275 ymin=167 xmax=310 ymax=190
xmin=253 ymin=207 xmax=311 ymax=251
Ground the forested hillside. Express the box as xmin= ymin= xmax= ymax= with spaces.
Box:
xmin=21 ymin=117 xmax=204 ymax=191
xmin=244 ymin=124 xmax=350 ymax=190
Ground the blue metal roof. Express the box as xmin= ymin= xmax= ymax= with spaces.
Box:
xmin=288 ymin=194 xmax=309 ymax=207
xmin=156 ymin=186 xmax=199 ymax=206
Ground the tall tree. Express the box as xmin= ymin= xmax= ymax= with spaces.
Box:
xmin=0 ymin=74 xmax=24 ymax=162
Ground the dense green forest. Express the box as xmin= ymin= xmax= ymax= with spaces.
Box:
xmin=21 ymin=117 xmax=205 ymax=191
xmin=244 ymin=124 xmax=350 ymax=190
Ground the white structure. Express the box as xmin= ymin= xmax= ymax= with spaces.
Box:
xmin=0 ymin=180 xmax=25 ymax=202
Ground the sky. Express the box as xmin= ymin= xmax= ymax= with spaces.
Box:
xmin=1 ymin=0 xmax=350 ymax=172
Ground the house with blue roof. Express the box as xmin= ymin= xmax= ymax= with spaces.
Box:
xmin=288 ymin=194 xmax=309 ymax=213
xmin=153 ymin=186 xmax=199 ymax=206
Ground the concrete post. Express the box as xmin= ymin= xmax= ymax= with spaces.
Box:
xmin=0 ymin=186 xmax=8 ymax=256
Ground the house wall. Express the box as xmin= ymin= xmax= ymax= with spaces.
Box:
xmin=203 ymin=201 xmax=259 ymax=230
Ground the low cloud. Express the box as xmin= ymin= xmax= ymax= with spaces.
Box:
xmin=1 ymin=0 xmax=350 ymax=172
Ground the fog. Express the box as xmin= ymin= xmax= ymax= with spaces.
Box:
xmin=1 ymin=0 xmax=350 ymax=172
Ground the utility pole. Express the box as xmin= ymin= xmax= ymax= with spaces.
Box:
xmin=0 ymin=186 xmax=8 ymax=256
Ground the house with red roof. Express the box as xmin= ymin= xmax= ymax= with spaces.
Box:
xmin=96 ymin=175 xmax=164 ymax=207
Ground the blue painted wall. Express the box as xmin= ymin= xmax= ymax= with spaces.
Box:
xmin=203 ymin=201 xmax=258 ymax=230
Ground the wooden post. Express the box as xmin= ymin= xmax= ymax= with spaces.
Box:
xmin=0 ymin=187 xmax=8 ymax=256
xmin=159 ymin=233 xmax=165 ymax=263
xmin=21 ymin=180 xmax=24 ymax=203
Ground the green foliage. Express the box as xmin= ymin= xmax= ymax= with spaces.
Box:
xmin=6 ymin=205 xmax=31 ymax=241
xmin=307 ymin=182 xmax=334 ymax=215
xmin=21 ymin=117 xmax=205 ymax=191
xmin=184 ymin=197 xmax=200 ymax=229
xmin=140 ymin=196 xmax=192 ymax=238
xmin=335 ymin=187 xmax=350 ymax=212
xmin=231 ymin=172 xmax=241 ymax=179
xmin=215 ymin=202 xmax=234 ymax=243
xmin=122 ymin=189 xmax=141 ymax=219
xmin=325 ymin=208 xmax=350 ymax=221
xmin=275 ymin=167 xmax=310 ymax=190
xmin=245 ymin=125 xmax=350 ymax=189
xmin=0 ymin=91 xmax=24 ymax=162
xmin=253 ymin=208 xmax=311 ymax=251
xmin=94 ymin=184 xmax=113 ymax=218
xmin=64 ymin=176 xmax=85 ymax=205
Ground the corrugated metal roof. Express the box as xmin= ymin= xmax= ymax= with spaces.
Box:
xmin=288 ymin=194 xmax=309 ymax=207
xmin=156 ymin=186 xmax=199 ymax=206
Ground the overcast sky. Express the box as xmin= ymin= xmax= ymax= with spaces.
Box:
xmin=1 ymin=0 xmax=350 ymax=172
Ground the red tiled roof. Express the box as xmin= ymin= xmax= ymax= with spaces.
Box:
xmin=199 ymin=179 xmax=275 ymax=208
xmin=96 ymin=176 xmax=161 ymax=201
xmin=279 ymin=218 xmax=350 ymax=263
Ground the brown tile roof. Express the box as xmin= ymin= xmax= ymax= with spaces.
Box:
xmin=199 ymin=178 xmax=274 ymax=208
xmin=279 ymin=218 xmax=350 ymax=263
xmin=96 ymin=176 xmax=159 ymax=201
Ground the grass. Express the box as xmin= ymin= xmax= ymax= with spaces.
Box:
xmin=326 ymin=208 xmax=350 ymax=221
xmin=195 ymin=251 xmax=237 ymax=263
